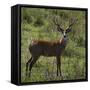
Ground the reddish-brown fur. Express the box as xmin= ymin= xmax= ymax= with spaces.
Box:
xmin=29 ymin=39 xmax=66 ymax=57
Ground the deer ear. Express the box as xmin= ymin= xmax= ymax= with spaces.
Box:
xmin=65 ymin=28 xmax=72 ymax=33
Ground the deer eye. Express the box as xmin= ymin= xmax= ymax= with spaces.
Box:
xmin=65 ymin=28 xmax=72 ymax=33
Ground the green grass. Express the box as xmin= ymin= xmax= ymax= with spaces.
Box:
xmin=21 ymin=27 xmax=86 ymax=83
xmin=21 ymin=8 xmax=86 ymax=83
xmin=21 ymin=54 xmax=86 ymax=82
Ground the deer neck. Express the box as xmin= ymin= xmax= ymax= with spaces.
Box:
xmin=60 ymin=37 xmax=68 ymax=47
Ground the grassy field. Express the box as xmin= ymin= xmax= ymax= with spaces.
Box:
xmin=21 ymin=7 xmax=86 ymax=83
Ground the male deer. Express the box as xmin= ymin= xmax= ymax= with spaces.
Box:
xmin=26 ymin=17 xmax=76 ymax=77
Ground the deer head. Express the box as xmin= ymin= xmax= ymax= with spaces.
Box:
xmin=53 ymin=16 xmax=76 ymax=39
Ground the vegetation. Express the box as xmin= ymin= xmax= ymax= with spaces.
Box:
xmin=21 ymin=7 xmax=86 ymax=83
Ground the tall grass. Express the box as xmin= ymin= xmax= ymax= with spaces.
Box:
xmin=21 ymin=7 xmax=86 ymax=83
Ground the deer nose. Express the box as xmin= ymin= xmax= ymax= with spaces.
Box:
xmin=64 ymin=35 xmax=66 ymax=38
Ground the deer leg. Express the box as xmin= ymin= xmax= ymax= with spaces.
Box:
xmin=56 ymin=56 xmax=62 ymax=76
xmin=59 ymin=58 xmax=62 ymax=76
xmin=29 ymin=56 xmax=39 ymax=77
xmin=56 ymin=57 xmax=59 ymax=76
xmin=26 ymin=57 xmax=32 ymax=76
xmin=57 ymin=56 xmax=62 ymax=76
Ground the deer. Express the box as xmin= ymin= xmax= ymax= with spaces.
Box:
xmin=26 ymin=17 xmax=76 ymax=77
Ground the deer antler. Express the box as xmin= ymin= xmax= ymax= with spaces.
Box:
xmin=53 ymin=16 xmax=64 ymax=33
xmin=53 ymin=16 xmax=59 ymax=26
xmin=66 ymin=18 xmax=77 ymax=33
xmin=68 ymin=17 xmax=77 ymax=28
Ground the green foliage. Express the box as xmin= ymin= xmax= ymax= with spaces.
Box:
xmin=21 ymin=7 xmax=86 ymax=83
xmin=34 ymin=16 xmax=44 ymax=26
